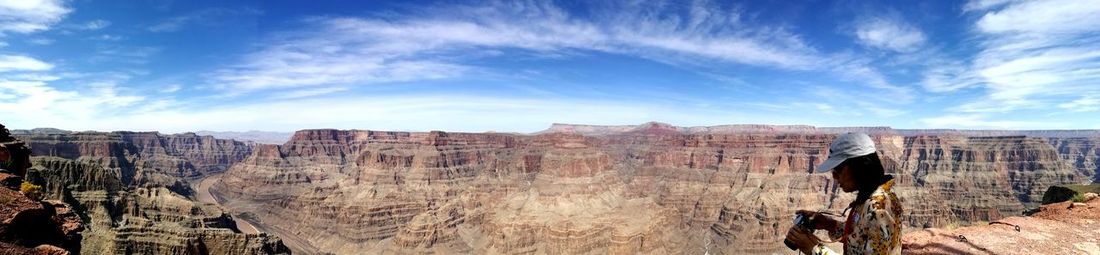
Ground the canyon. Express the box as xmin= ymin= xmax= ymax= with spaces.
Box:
xmin=11 ymin=122 xmax=1100 ymax=254
xmin=14 ymin=130 xmax=289 ymax=255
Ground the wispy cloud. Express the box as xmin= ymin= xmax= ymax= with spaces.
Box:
xmin=15 ymin=94 xmax=784 ymax=133
xmin=920 ymin=114 xmax=1053 ymax=129
xmin=160 ymin=84 xmax=181 ymax=93
xmin=64 ymin=19 xmax=110 ymax=31
xmin=148 ymin=7 xmax=260 ymax=32
xmin=0 ymin=0 xmax=70 ymax=34
xmin=27 ymin=38 xmax=53 ymax=45
xmin=211 ymin=1 xmax=821 ymax=94
xmin=269 ymin=87 xmax=350 ymax=100
xmin=1 ymin=70 xmax=149 ymax=129
xmin=79 ymin=19 xmax=110 ymax=30
xmin=926 ymin=0 xmax=1100 ymax=121
xmin=852 ymin=16 xmax=926 ymax=52
xmin=0 ymin=55 xmax=52 ymax=72
xmin=1058 ymin=95 xmax=1100 ymax=112
xmin=921 ymin=63 xmax=983 ymax=92
xmin=962 ymin=0 xmax=1019 ymax=12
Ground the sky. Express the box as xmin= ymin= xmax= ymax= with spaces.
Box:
xmin=1 ymin=0 xmax=1099 ymax=133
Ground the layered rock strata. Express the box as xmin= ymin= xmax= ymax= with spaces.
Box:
xmin=902 ymin=195 xmax=1100 ymax=255
xmin=0 ymin=124 xmax=83 ymax=255
xmin=214 ymin=123 xmax=1096 ymax=254
xmin=14 ymin=130 xmax=289 ymax=255
xmin=15 ymin=123 xmax=1099 ymax=254
xmin=17 ymin=130 xmax=254 ymax=185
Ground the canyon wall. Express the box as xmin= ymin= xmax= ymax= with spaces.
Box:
xmin=212 ymin=123 xmax=1095 ymax=254
xmin=15 ymin=123 xmax=1098 ymax=254
xmin=15 ymin=130 xmax=289 ymax=255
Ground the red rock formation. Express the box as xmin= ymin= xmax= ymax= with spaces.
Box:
xmin=18 ymin=123 xmax=1100 ymax=254
xmin=17 ymin=131 xmax=253 ymax=186
xmin=12 ymin=129 xmax=289 ymax=255
xmin=213 ymin=124 xmax=1096 ymax=254
xmin=902 ymin=195 xmax=1100 ymax=254
xmin=0 ymin=124 xmax=83 ymax=255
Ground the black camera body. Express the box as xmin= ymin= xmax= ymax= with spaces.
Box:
xmin=784 ymin=212 xmax=812 ymax=250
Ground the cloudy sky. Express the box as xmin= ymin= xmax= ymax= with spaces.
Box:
xmin=1 ymin=0 xmax=1099 ymax=133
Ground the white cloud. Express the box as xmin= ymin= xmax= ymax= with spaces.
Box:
xmin=0 ymin=0 xmax=70 ymax=34
xmin=853 ymin=16 xmax=926 ymax=52
xmin=937 ymin=0 xmax=1100 ymax=115
xmin=2 ymin=93 xmax=781 ymax=133
xmin=920 ymin=114 xmax=1052 ymax=129
xmin=921 ymin=64 xmax=982 ymax=92
xmin=1058 ymin=95 xmax=1100 ymax=112
xmin=270 ymin=87 xmax=350 ymax=100
xmin=976 ymin=0 xmax=1100 ymax=34
xmin=27 ymin=38 xmax=53 ymax=45
xmin=0 ymin=74 xmax=148 ymax=129
xmin=963 ymin=0 xmax=1020 ymax=12
xmin=160 ymin=84 xmax=181 ymax=93
xmin=80 ymin=19 xmax=110 ymax=30
xmin=211 ymin=1 xmax=820 ymax=94
xmin=825 ymin=57 xmax=915 ymax=101
xmin=0 ymin=55 xmax=52 ymax=72
xmin=148 ymin=8 xmax=260 ymax=32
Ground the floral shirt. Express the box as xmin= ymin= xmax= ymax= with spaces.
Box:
xmin=812 ymin=178 xmax=902 ymax=255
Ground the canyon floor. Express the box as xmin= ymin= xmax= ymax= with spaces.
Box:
xmin=197 ymin=174 xmax=327 ymax=254
xmin=191 ymin=174 xmax=260 ymax=234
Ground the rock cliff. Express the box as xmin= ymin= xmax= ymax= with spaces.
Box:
xmin=0 ymin=124 xmax=83 ymax=255
xmin=13 ymin=130 xmax=289 ymax=255
xmin=213 ymin=123 xmax=1097 ymax=254
xmin=15 ymin=123 xmax=1099 ymax=254
xmin=902 ymin=191 xmax=1100 ymax=254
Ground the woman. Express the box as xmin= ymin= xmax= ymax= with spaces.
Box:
xmin=785 ymin=133 xmax=902 ymax=255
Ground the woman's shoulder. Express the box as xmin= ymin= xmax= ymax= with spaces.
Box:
xmin=867 ymin=180 xmax=900 ymax=211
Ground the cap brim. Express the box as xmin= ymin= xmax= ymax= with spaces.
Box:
xmin=815 ymin=157 xmax=844 ymax=173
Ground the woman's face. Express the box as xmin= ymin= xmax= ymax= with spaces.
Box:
xmin=832 ymin=164 xmax=857 ymax=192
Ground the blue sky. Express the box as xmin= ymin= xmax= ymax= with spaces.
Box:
xmin=1 ymin=0 xmax=1099 ymax=133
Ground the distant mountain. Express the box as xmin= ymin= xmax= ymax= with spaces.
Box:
xmin=192 ymin=131 xmax=294 ymax=144
xmin=541 ymin=121 xmax=1100 ymax=138
xmin=13 ymin=128 xmax=293 ymax=145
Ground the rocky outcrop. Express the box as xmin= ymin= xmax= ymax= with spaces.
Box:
xmin=16 ymin=131 xmax=254 ymax=187
xmin=213 ymin=123 xmax=1098 ymax=254
xmin=0 ymin=124 xmax=83 ymax=255
xmin=12 ymin=129 xmax=289 ymax=255
xmin=902 ymin=194 xmax=1100 ymax=255
xmin=1042 ymin=184 xmax=1100 ymax=204
xmin=0 ymin=181 xmax=84 ymax=255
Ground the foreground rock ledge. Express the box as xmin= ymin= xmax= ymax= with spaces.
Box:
xmin=902 ymin=197 xmax=1100 ymax=255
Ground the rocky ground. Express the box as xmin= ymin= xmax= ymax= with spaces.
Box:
xmin=0 ymin=173 xmax=83 ymax=255
xmin=903 ymin=194 xmax=1100 ymax=255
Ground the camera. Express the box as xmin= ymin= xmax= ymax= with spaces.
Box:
xmin=784 ymin=212 xmax=812 ymax=250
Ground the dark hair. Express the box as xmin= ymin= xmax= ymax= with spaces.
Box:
xmin=841 ymin=152 xmax=891 ymax=211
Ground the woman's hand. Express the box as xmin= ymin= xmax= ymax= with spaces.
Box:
xmin=796 ymin=210 xmax=841 ymax=231
xmin=785 ymin=227 xmax=819 ymax=254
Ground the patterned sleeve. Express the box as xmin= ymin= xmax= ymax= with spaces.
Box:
xmin=811 ymin=244 xmax=841 ymax=255
xmin=851 ymin=195 xmax=902 ymax=255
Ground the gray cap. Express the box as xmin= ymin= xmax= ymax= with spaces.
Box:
xmin=816 ymin=133 xmax=877 ymax=173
